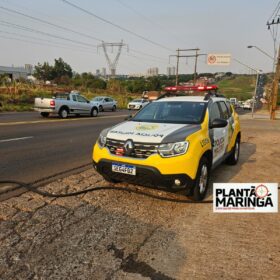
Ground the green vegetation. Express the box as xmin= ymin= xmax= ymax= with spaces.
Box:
xmin=217 ymin=75 xmax=256 ymax=101
xmin=0 ymin=57 xmax=272 ymax=111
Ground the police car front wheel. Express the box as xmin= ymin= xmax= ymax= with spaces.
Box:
xmin=189 ymin=157 xmax=210 ymax=201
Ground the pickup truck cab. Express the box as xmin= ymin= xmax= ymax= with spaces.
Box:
xmin=93 ymin=95 xmax=241 ymax=201
xmin=34 ymin=92 xmax=99 ymax=118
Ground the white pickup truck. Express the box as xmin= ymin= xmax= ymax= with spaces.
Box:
xmin=34 ymin=92 xmax=100 ymax=118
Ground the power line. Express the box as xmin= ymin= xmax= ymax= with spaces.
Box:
xmin=130 ymin=49 xmax=168 ymax=62
xmin=0 ymin=4 xmax=169 ymax=64
xmin=0 ymin=20 xmax=98 ymax=49
xmin=114 ymin=0 xmax=188 ymax=47
xmin=0 ymin=30 xmax=95 ymax=53
xmin=0 ymin=5 xmax=103 ymax=42
xmin=60 ymin=0 xmax=173 ymax=52
xmin=0 ymin=30 xmax=93 ymax=51
xmin=0 ymin=34 xmax=96 ymax=53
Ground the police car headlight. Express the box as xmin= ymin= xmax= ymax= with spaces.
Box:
xmin=98 ymin=134 xmax=107 ymax=148
xmin=158 ymin=141 xmax=189 ymax=157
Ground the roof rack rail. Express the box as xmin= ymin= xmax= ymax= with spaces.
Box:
xmin=203 ymin=91 xmax=225 ymax=100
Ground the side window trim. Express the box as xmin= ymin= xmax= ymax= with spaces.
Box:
xmin=217 ymin=101 xmax=230 ymax=120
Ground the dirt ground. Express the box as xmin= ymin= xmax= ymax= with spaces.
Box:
xmin=0 ymin=118 xmax=279 ymax=280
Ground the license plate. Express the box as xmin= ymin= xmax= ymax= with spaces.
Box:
xmin=112 ymin=163 xmax=136 ymax=175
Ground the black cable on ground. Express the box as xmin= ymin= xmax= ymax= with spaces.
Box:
xmin=0 ymin=180 xmax=213 ymax=204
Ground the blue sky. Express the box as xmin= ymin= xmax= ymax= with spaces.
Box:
xmin=0 ymin=0 xmax=278 ymax=75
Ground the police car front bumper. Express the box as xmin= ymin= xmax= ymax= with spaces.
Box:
xmin=93 ymin=159 xmax=194 ymax=191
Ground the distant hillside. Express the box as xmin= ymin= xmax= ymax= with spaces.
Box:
xmin=217 ymin=75 xmax=256 ymax=101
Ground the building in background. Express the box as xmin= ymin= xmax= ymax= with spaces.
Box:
xmin=0 ymin=65 xmax=33 ymax=80
xmin=95 ymin=69 xmax=101 ymax=76
xmin=167 ymin=66 xmax=176 ymax=76
xmin=101 ymin=67 xmax=106 ymax=77
xmin=147 ymin=67 xmax=159 ymax=77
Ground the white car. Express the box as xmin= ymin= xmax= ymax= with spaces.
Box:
xmin=128 ymin=99 xmax=149 ymax=110
xmin=92 ymin=96 xmax=117 ymax=112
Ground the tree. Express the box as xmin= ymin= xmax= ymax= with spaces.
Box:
xmin=147 ymin=77 xmax=161 ymax=91
xmin=53 ymin=58 xmax=73 ymax=81
xmin=33 ymin=62 xmax=54 ymax=81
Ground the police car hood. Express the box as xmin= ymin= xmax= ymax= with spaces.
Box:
xmin=106 ymin=121 xmax=201 ymax=144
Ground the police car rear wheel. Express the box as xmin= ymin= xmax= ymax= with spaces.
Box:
xmin=190 ymin=157 xmax=209 ymax=201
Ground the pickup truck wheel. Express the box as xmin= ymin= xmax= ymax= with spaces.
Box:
xmin=226 ymin=137 xmax=240 ymax=165
xmin=91 ymin=107 xmax=98 ymax=117
xmin=99 ymin=105 xmax=103 ymax=112
xmin=40 ymin=112 xmax=49 ymax=118
xmin=59 ymin=108 xmax=68 ymax=119
xmin=189 ymin=157 xmax=210 ymax=201
xmin=112 ymin=105 xmax=116 ymax=112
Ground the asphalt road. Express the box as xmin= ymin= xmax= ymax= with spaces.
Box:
xmin=0 ymin=110 xmax=131 ymax=183
xmin=0 ymin=109 xmax=261 ymax=185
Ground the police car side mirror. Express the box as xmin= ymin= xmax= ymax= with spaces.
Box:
xmin=210 ymin=118 xmax=228 ymax=129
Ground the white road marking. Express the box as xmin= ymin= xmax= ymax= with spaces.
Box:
xmin=0 ymin=136 xmax=34 ymax=143
xmin=0 ymin=114 xmax=128 ymax=126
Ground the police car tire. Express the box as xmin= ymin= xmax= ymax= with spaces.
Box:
xmin=190 ymin=157 xmax=210 ymax=201
xmin=226 ymin=137 xmax=240 ymax=165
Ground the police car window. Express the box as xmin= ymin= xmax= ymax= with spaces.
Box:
xmin=209 ymin=102 xmax=221 ymax=123
xmin=225 ymin=101 xmax=233 ymax=114
xmin=132 ymin=101 xmax=206 ymax=124
xmin=218 ymin=101 xmax=230 ymax=119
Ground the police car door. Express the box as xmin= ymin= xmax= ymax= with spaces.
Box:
xmin=209 ymin=101 xmax=229 ymax=164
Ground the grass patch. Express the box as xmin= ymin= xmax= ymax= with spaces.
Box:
xmin=0 ymin=86 xmax=140 ymax=112
xmin=217 ymin=75 xmax=256 ymax=101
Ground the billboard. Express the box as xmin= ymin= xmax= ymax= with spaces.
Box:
xmin=207 ymin=54 xmax=231 ymax=65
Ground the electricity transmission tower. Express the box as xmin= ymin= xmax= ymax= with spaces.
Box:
xmin=98 ymin=40 xmax=128 ymax=77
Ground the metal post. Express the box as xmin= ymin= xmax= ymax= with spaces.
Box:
xmin=193 ymin=49 xmax=198 ymax=85
xmin=270 ymin=44 xmax=280 ymax=119
xmin=251 ymin=71 xmax=259 ymax=118
xmin=175 ymin=49 xmax=179 ymax=86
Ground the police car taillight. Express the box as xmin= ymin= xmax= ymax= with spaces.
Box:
xmin=50 ymin=100 xmax=55 ymax=107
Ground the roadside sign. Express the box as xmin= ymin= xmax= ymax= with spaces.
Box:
xmin=207 ymin=53 xmax=231 ymax=65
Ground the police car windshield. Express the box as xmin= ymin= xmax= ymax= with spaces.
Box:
xmin=132 ymin=101 xmax=207 ymax=124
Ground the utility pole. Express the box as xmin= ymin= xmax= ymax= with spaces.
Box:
xmin=169 ymin=48 xmax=206 ymax=86
xmin=267 ymin=7 xmax=280 ymax=119
xmin=233 ymin=58 xmax=261 ymax=118
xmin=193 ymin=49 xmax=199 ymax=84
xmin=175 ymin=49 xmax=179 ymax=86
xmin=270 ymin=44 xmax=280 ymax=120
